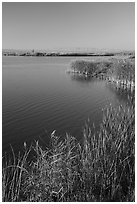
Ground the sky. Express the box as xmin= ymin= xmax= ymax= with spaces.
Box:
xmin=2 ymin=2 xmax=135 ymax=51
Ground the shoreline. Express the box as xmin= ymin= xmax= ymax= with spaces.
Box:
xmin=67 ymin=56 xmax=135 ymax=92
xmin=2 ymin=50 xmax=135 ymax=58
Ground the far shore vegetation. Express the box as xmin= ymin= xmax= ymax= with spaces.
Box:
xmin=2 ymin=49 xmax=135 ymax=57
xmin=2 ymin=52 xmax=135 ymax=202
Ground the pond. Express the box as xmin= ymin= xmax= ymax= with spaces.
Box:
xmin=2 ymin=56 xmax=132 ymax=154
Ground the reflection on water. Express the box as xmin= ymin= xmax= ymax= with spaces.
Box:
xmin=70 ymin=74 xmax=93 ymax=82
xmin=105 ymin=82 xmax=135 ymax=105
xmin=70 ymin=73 xmax=134 ymax=105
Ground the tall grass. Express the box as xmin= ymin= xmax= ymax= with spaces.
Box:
xmin=107 ymin=58 xmax=135 ymax=82
xmin=2 ymin=104 xmax=135 ymax=202
xmin=70 ymin=58 xmax=135 ymax=84
xmin=71 ymin=60 xmax=111 ymax=76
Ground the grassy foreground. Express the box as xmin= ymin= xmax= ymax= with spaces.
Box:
xmin=2 ymin=104 xmax=135 ymax=202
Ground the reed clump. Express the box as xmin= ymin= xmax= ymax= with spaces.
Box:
xmin=71 ymin=60 xmax=111 ymax=76
xmin=107 ymin=58 xmax=135 ymax=81
xmin=70 ymin=58 xmax=135 ymax=86
xmin=2 ymin=104 xmax=135 ymax=202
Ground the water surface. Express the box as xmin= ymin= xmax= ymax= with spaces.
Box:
xmin=3 ymin=56 xmax=131 ymax=154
